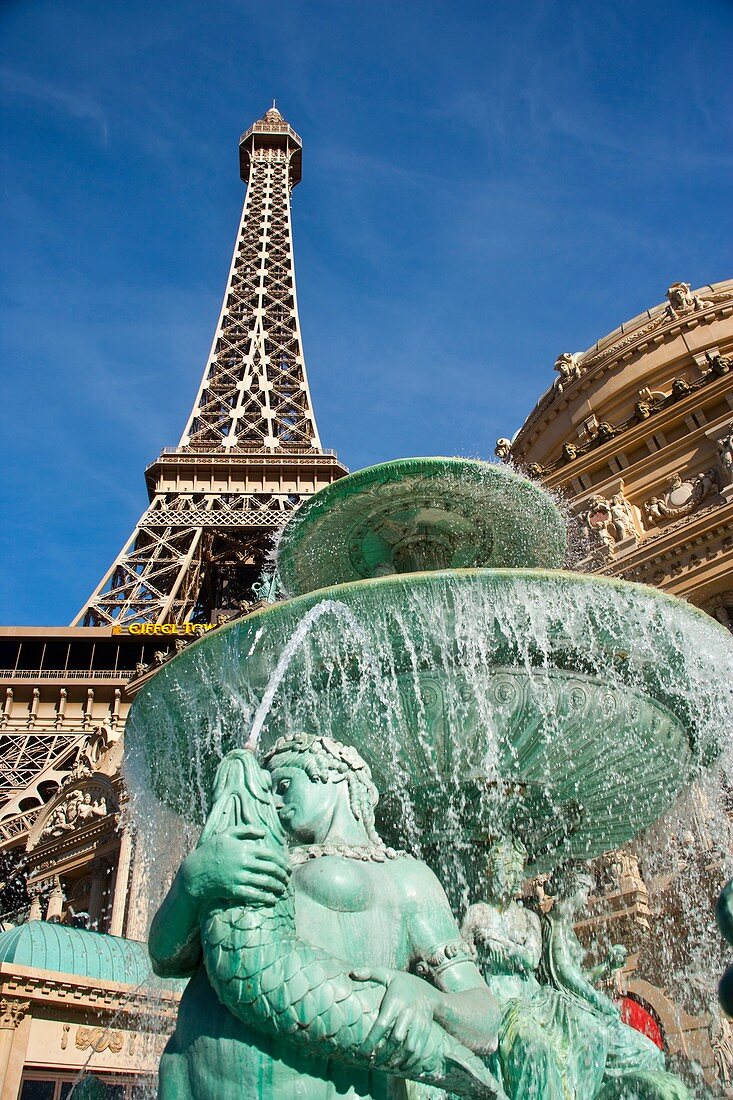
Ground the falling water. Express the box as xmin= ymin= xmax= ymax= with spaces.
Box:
xmin=245 ymin=598 xmax=375 ymax=751
xmin=124 ymin=551 xmax=733 ymax=1095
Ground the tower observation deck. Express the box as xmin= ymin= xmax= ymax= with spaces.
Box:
xmin=73 ymin=105 xmax=347 ymax=628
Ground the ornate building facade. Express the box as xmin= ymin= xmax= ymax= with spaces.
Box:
xmin=499 ymin=277 xmax=733 ymax=1095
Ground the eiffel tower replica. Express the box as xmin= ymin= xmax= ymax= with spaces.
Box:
xmin=77 ymin=104 xmax=345 ymax=628
xmin=0 ymin=105 xmax=346 ymax=942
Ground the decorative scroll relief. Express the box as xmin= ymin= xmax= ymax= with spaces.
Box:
xmin=71 ymin=720 xmax=122 ymax=780
xmin=0 ymin=998 xmax=30 ymax=1029
xmin=75 ymin=1026 xmax=124 ymax=1053
xmin=60 ymin=1023 xmax=168 ymax=1059
xmin=643 ymin=468 xmax=721 ymax=526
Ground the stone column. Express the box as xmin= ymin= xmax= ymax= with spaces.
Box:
xmin=1 ymin=690 xmax=12 ymax=730
xmin=83 ymin=688 xmax=94 ymax=729
xmin=111 ymin=688 xmax=121 ymax=729
xmin=88 ymin=860 xmax=105 ymax=931
xmin=108 ymin=829 xmax=132 ymax=937
xmin=28 ymin=689 xmax=39 ymax=729
xmin=44 ymin=877 xmax=64 ymax=921
xmin=55 ymin=687 xmax=67 ymax=728
xmin=124 ymin=838 xmax=148 ymax=941
xmin=27 ymin=887 xmax=43 ymax=923
xmin=0 ymin=998 xmax=31 ymax=1100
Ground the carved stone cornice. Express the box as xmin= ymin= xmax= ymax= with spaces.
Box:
xmin=511 ymin=281 xmax=733 ymax=456
xmin=0 ymin=963 xmax=179 ymax=1024
xmin=579 ymin=288 xmax=732 ymax=374
xmin=529 ymin=369 xmax=733 ymax=482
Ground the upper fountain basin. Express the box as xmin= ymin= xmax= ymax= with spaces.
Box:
xmin=125 ymin=568 xmax=733 ymax=875
xmin=275 ymin=457 xmax=567 ymax=596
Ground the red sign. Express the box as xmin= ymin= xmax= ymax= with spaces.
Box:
xmin=619 ymin=996 xmax=665 ymax=1051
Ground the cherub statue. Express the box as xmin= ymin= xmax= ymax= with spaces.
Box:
xmin=644 ymin=496 xmax=667 ymax=525
xmin=494 ymin=438 xmax=512 ymax=462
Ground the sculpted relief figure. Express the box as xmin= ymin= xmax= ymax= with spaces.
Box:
xmin=665 ymin=282 xmax=713 ymax=319
xmin=462 ymin=837 xmax=607 ymax=1099
xmin=149 ymin=734 xmax=505 ymax=1100
xmin=553 ymin=353 xmax=582 ymax=392
xmin=77 ymin=792 xmax=107 ymax=820
xmin=717 ymin=429 xmax=733 ymax=484
xmin=608 ymin=494 xmax=636 ymax=542
xmin=540 ymin=866 xmax=690 ymax=1099
xmin=43 ymin=791 xmax=85 ymax=836
xmin=462 ymin=846 xmax=691 ymax=1099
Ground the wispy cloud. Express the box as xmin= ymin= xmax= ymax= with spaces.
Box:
xmin=0 ymin=66 xmax=109 ymax=145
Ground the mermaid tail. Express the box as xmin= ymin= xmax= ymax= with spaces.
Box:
xmin=199 ymin=750 xmax=504 ymax=1098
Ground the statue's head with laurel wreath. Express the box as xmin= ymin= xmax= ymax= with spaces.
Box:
xmin=262 ymin=732 xmax=384 ymax=849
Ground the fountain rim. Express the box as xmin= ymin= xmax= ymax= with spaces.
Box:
xmin=126 ymin=565 xmax=731 ymax=855
xmin=169 ymin=565 xmax=733 ymax=665
xmin=274 ymin=455 xmax=568 ymax=595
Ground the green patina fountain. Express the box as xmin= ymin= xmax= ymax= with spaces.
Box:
xmin=126 ymin=457 xmax=733 ymax=1099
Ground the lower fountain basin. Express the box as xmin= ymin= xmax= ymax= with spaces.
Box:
xmin=125 ymin=569 xmax=733 ymax=875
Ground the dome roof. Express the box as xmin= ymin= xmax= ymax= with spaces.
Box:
xmin=507 ymin=277 xmax=733 ymax=468
xmin=0 ymin=921 xmax=178 ymax=988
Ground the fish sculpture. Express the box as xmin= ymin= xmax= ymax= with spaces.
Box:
xmin=198 ymin=748 xmax=505 ymax=1098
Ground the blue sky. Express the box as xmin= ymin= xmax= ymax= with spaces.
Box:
xmin=2 ymin=0 xmax=732 ymax=625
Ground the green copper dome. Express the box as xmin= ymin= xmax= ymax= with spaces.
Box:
xmin=0 ymin=921 xmax=179 ymax=988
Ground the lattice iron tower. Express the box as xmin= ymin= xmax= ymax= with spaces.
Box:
xmin=73 ymin=106 xmax=346 ymax=627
